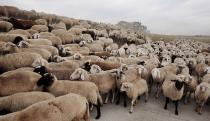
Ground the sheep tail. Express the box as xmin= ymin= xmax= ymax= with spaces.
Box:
xmin=152 ymin=68 xmax=160 ymax=80
xmin=83 ymin=101 xmax=90 ymax=121
xmin=96 ymin=89 xmax=103 ymax=106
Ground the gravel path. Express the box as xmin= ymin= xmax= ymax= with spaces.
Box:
xmin=90 ymin=94 xmax=210 ymax=121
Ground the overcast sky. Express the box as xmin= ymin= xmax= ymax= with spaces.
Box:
xmin=1 ymin=0 xmax=210 ymax=35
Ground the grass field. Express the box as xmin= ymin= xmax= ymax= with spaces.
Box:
xmin=148 ymin=33 xmax=210 ymax=43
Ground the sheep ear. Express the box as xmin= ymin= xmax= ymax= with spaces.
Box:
xmin=80 ymin=73 xmax=85 ymax=80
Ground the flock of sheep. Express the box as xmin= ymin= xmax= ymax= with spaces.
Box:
xmin=0 ymin=5 xmax=210 ymax=121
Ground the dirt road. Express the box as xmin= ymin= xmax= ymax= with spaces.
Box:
xmin=91 ymin=94 xmax=210 ymax=121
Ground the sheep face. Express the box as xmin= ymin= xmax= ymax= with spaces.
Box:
xmin=32 ymin=33 xmax=40 ymax=39
xmin=51 ymin=55 xmax=65 ymax=62
xmin=120 ymin=82 xmax=133 ymax=92
xmin=115 ymin=70 xmax=125 ymax=82
xmin=2 ymin=42 xmax=16 ymax=53
xmin=171 ymin=79 xmax=184 ymax=91
xmin=161 ymin=55 xmax=171 ymax=66
xmin=34 ymin=66 xmax=48 ymax=76
xmin=90 ymin=64 xmax=102 ymax=74
xmin=13 ymin=36 xmax=24 ymax=45
xmin=82 ymin=61 xmax=91 ymax=72
xmin=35 ymin=73 xmax=55 ymax=91
xmin=17 ymin=41 xmax=30 ymax=48
xmin=73 ymin=53 xmax=83 ymax=60
xmin=70 ymin=68 xmax=87 ymax=80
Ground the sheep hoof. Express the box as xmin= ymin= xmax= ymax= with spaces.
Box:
xmin=175 ymin=111 xmax=178 ymax=115
xmin=129 ymin=111 xmax=133 ymax=114
xmin=95 ymin=116 xmax=100 ymax=119
xmin=164 ymin=106 xmax=167 ymax=110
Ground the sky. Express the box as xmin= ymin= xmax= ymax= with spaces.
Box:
xmin=0 ymin=0 xmax=210 ymax=35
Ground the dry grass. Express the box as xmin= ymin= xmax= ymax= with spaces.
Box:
xmin=148 ymin=33 xmax=210 ymax=43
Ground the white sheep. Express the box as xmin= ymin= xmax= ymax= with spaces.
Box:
xmin=70 ymin=68 xmax=116 ymax=104
xmin=0 ymin=21 xmax=13 ymax=32
xmin=120 ymin=77 xmax=148 ymax=113
xmin=34 ymin=73 xmax=102 ymax=119
xmin=0 ymin=92 xmax=55 ymax=113
xmin=0 ymin=70 xmax=41 ymax=96
xmin=31 ymin=25 xmax=48 ymax=33
xmin=26 ymin=38 xmax=53 ymax=46
xmin=0 ymin=52 xmax=43 ymax=73
xmin=0 ymin=93 xmax=90 ymax=121
xmin=195 ymin=82 xmax=210 ymax=114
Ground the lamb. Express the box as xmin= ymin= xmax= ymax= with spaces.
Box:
xmin=0 ymin=70 xmax=41 ymax=96
xmin=162 ymin=74 xmax=185 ymax=115
xmin=0 ymin=21 xmax=13 ymax=32
xmin=3 ymin=42 xmax=52 ymax=60
xmin=195 ymin=82 xmax=210 ymax=114
xmin=120 ymin=77 xmax=148 ymax=113
xmin=26 ymin=38 xmax=53 ymax=46
xmin=70 ymin=68 xmax=117 ymax=104
xmin=0 ymin=93 xmax=90 ymax=121
xmin=0 ymin=92 xmax=55 ymax=114
xmin=34 ymin=73 xmax=102 ymax=119
xmin=83 ymin=60 xmax=121 ymax=72
xmin=0 ymin=52 xmax=42 ymax=73
xmin=31 ymin=25 xmax=48 ymax=33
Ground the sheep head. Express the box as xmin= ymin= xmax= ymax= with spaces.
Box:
xmin=171 ymin=79 xmax=184 ymax=91
xmin=35 ymin=73 xmax=55 ymax=91
xmin=70 ymin=68 xmax=88 ymax=81
xmin=2 ymin=42 xmax=17 ymax=53
xmin=120 ymin=82 xmax=133 ymax=92
xmin=73 ymin=53 xmax=83 ymax=60
xmin=18 ymin=41 xmax=30 ymax=48
xmin=90 ymin=64 xmax=102 ymax=74
xmin=34 ymin=66 xmax=48 ymax=76
xmin=13 ymin=36 xmax=24 ymax=45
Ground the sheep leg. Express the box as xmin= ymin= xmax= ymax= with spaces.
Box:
xmin=104 ymin=93 xmax=110 ymax=104
xmin=164 ymin=97 xmax=169 ymax=110
xmin=155 ymin=83 xmax=160 ymax=99
xmin=94 ymin=104 xmax=101 ymax=119
xmin=187 ymin=91 xmax=192 ymax=103
xmin=129 ymin=98 xmax=136 ymax=113
xmin=148 ymin=76 xmax=153 ymax=93
xmin=123 ymin=92 xmax=127 ymax=107
xmin=174 ymin=100 xmax=179 ymax=115
xmin=116 ymin=91 xmax=121 ymax=105
xmin=111 ymin=90 xmax=115 ymax=103
xmin=145 ymin=91 xmax=148 ymax=102
xmin=89 ymin=103 xmax=94 ymax=111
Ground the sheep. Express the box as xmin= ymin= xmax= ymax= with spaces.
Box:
xmin=31 ymin=25 xmax=48 ymax=33
xmin=0 ymin=92 xmax=55 ymax=114
xmin=3 ymin=42 xmax=52 ymax=60
xmin=52 ymin=29 xmax=80 ymax=44
xmin=89 ymin=51 xmax=111 ymax=59
xmin=8 ymin=17 xmax=35 ymax=30
xmin=0 ymin=93 xmax=90 ymax=121
xmin=182 ymin=75 xmax=198 ymax=104
xmin=194 ymin=63 xmax=208 ymax=83
xmin=35 ymin=19 xmax=47 ymax=25
xmin=195 ymin=82 xmax=210 ymax=114
xmin=26 ymin=29 xmax=38 ymax=36
xmin=79 ymin=41 xmax=103 ymax=52
xmin=26 ymin=38 xmax=53 ymax=46
xmin=70 ymin=68 xmax=117 ymax=104
xmin=80 ymin=34 xmax=93 ymax=43
xmin=8 ymin=29 xmax=31 ymax=39
xmin=120 ymin=77 xmax=148 ymax=113
xmin=38 ymin=33 xmax=62 ymax=46
xmin=34 ymin=73 xmax=102 ymax=119
xmin=82 ymin=60 xmax=121 ymax=72
xmin=18 ymin=41 xmax=59 ymax=56
xmin=0 ymin=21 xmax=13 ymax=32
xmin=186 ymin=58 xmax=197 ymax=75
xmin=0 ymin=52 xmax=42 ymax=73
xmin=33 ymin=60 xmax=80 ymax=80
xmin=162 ymin=74 xmax=185 ymax=115
xmin=0 ymin=34 xmax=26 ymax=45
xmin=0 ymin=70 xmax=41 ymax=96
xmin=105 ymin=43 xmax=119 ymax=52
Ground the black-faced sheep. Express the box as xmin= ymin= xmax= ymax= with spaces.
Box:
xmin=34 ymin=73 xmax=102 ymax=119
